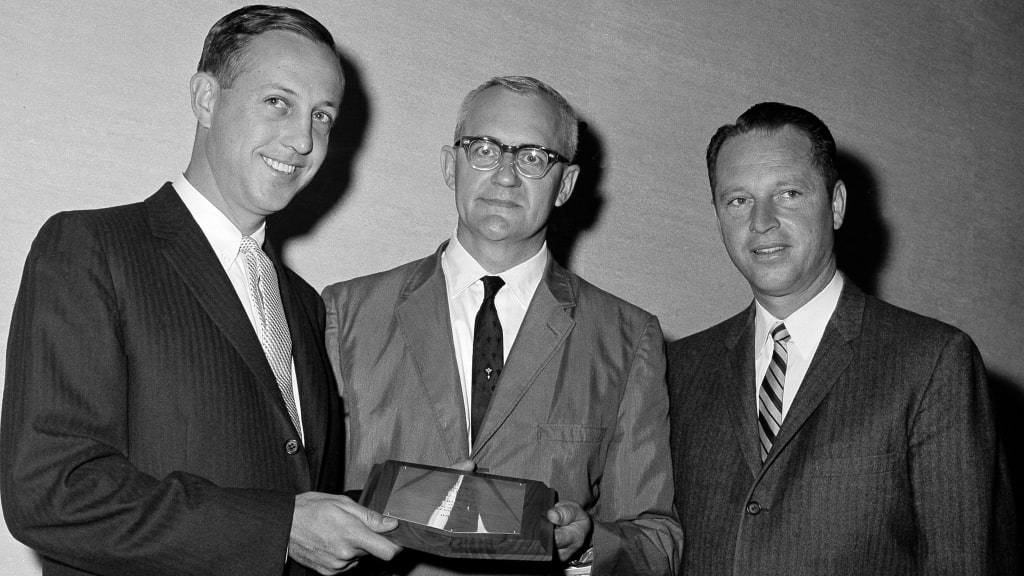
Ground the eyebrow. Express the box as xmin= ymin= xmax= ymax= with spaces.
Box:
xmin=261 ymin=83 xmax=340 ymax=110
xmin=768 ymin=177 xmax=813 ymax=188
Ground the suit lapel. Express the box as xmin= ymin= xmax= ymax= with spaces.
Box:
xmin=147 ymin=185 xmax=311 ymax=479
xmin=763 ymin=282 xmax=864 ymax=468
xmin=146 ymin=185 xmax=275 ymax=391
xmin=719 ymin=307 xmax=763 ymax=477
xmin=395 ymin=247 xmax=471 ymax=461
xmin=471 ymin=258 xmax=575 ymax=455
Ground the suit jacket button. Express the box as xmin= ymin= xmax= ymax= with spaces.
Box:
xmin=284 ymin=439 xmax=300 ymax=455
xmin=746 ymin=502 xmax=762 ymax=515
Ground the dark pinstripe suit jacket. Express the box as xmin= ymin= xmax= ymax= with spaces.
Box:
xmin=667 ymin=281 xmax=1017 ymax=575
xmin=1 ymin=184 xmax=341 ymax=576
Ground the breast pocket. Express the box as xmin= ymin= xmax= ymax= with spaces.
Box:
xmin=536 ymin=424 xmax=607 ymax=505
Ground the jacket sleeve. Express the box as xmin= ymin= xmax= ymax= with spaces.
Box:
xmin=0 ymin=214 xmax=295 ymax=576
xmin=908 ymin=329 xmax=1018 ymax=575
xmin=590 ymin=315 xmax=683 ymax=576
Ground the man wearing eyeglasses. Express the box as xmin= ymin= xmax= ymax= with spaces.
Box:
xmin=322 ymin=76 xmax=680 ymax=575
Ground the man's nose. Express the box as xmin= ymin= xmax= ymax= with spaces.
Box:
xmin=490 ymin=152 xmax=521 ymax=187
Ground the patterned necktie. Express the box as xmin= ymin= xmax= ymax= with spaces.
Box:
xmin=471 ymin=276 xmax=505 ymax=443
xmin=758 ymin=322 xmax=790 ymax=462
xmin=240 ymin=236 xmax=302 ymax=438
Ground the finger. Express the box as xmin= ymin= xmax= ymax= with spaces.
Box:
xmin=547 ymin=502 xmax=577 ymax=526
xmin=449 ymin=459 xmax=476 ymax=472
xmin=333 ymin=559 xmax=356 ymax=574
xmin=554 ymin=528 xmax=585 ymax=559
xmin=343 ymin=529 xmax=402 ymax=562
xmin=337 ymin=499 xmax=399 ymax=532
xmin=363 ymin=510 xmax=399 ymax=533
xmin=554 ymin=525 xmax=573 ymax=548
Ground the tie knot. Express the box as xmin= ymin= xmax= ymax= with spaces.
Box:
xmin=239 ymin=236 xmax=261 ymax=255
xmin=771 ymin=322 xmax=791 ymax=343
xmin=481 ymin=276 xmax=505 ymax=299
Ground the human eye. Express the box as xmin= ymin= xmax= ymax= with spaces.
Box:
xmin=313 ymin=110 xmax=334 ymax=132
xmin=264 ymin=96 xmax=291 ymax=116
xmin=472 ymin=141 xmax=499 ymax=160
xmin=724 ymin=196 xmax=750 ymax=208
xmin=518 ymin=149 xmax=544 ymax=166
xmin=778 ymin=189 xmax=801 ymax=199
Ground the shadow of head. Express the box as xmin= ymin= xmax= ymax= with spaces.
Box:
xmin=547 ymin=119 xmax=606 ymax=268
xmin=269 ymin=48 xmax=370 ymax=248
xmin=835 ymin=150 xmax=888 ymax=294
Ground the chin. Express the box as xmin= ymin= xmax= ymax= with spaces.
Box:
xmin=475 ymin=218 xmax=513 ymax=238
xmin=746 ymin=272 xmax=797 ymax=296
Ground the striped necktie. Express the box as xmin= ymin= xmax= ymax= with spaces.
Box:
xmin=758 ymin=322 xmax=790 ymax=462
xmin=240 ymin=236 xmax=302 ymax=438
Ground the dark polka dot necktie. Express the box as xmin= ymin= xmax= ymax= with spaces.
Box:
xmin=471 ymin=275 xmax=505 ymax=443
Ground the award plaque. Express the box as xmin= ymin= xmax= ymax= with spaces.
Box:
xmin=360 ymin=460 xmax=556 ymax=561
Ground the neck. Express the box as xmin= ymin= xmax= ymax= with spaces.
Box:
xmin=456 ymin=228 xmax=544 ymax=275
xmin=754 ymin=262 xmax=837 ymax=320
xmin=184 ymin=159 xmax=263 ymax=236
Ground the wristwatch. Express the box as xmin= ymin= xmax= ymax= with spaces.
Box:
xmin=564 ymin=547 xmax=594 ymax=576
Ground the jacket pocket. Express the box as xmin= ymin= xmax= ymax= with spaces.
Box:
xmin=537 ymin=424 xmax=606 ymax=443
xmin=809 ymin=451 xmax=904 ymax=477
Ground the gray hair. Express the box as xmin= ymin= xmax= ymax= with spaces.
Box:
xmin=453 ymin=76 xmax=579 ymax=160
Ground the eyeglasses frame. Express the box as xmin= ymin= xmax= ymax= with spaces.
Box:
xmin=454 ymin=135 xmax=571 ymax=179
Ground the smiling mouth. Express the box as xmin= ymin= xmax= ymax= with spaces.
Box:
xmin=752 ymin=246 xmax=786 ymax=255
xmin=262 ymin=155 xmax=297 ymax=175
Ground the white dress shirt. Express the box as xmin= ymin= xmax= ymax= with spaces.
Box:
xmin=753 ymin=271 xmax=844 ymax=420
xmin=441 ymin=232 xmax=546 ymax=440
xmin=172 ymin=174 xmax=304 ymax=440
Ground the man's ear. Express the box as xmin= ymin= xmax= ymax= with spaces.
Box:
xmin=189 ymin=72 xmax=218 ymax=128
xmin=832 ymin=179 xmax=847 ymax=230
xmin=441 ymin=145 xmax=458 ymax=192
xmin=554 ymin=164 xmax=580 ymax=207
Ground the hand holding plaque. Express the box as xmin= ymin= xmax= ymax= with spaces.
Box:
xmin=359 ymin=460 xmax=557 ymax=561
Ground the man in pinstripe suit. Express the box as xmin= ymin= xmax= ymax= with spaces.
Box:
xmin=1 ymin=6 xmax=399 ymax=575
xmin=667 ymin=102 xmax=1018 ymax=575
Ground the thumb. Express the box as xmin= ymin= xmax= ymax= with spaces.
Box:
xmin=547 ymin=501 xmax=581 ymax=526
xmin=348 ymin=503 xmax=399 ymax=532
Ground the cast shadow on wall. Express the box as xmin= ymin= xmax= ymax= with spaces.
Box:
xmin=834 ymin=150 xmax=888 ymax=296
xmin=547 ymin=119 xmax=606 ymax=267
xmin=991 ymin=372 xmax=1024 ymax=557
xmin=269 ymin=49 xmax=369 ymax=248
xmin=838 ymin=150 xmax=1023 ymax=559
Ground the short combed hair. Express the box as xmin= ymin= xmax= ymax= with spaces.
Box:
xmin=706 ymin=102 xmax=839 ymax=197
xmin=453 ymin=76 xmax=579 ymax=161
xmin=198 ymin=5 xmax=336 ymax=88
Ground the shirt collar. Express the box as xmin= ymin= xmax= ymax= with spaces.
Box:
xmin=754 ymin=271 xmax=844 ymax=356
xmin=172 ymin=173 xmax=266 ymax=271
xmin=441 ymin=230 xmax=547 ymax=308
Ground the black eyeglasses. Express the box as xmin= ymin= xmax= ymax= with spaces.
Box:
xmin=455 ymin=136 xmax=570 ymax=179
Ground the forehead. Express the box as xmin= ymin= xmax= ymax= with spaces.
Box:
xmin=461 ymin=88 xmax=562 ymax=148
xmin=715 ymin=126 xmax=822 ymax=191
xmin=231 ymin=30 xmax=343 ymax=104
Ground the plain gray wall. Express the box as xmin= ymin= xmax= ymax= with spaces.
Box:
xmin=2 ymin=1 xmax=1022 ymax=572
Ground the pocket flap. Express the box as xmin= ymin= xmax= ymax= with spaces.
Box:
xmin=538 ymin=424 xmax=606 ymax=443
